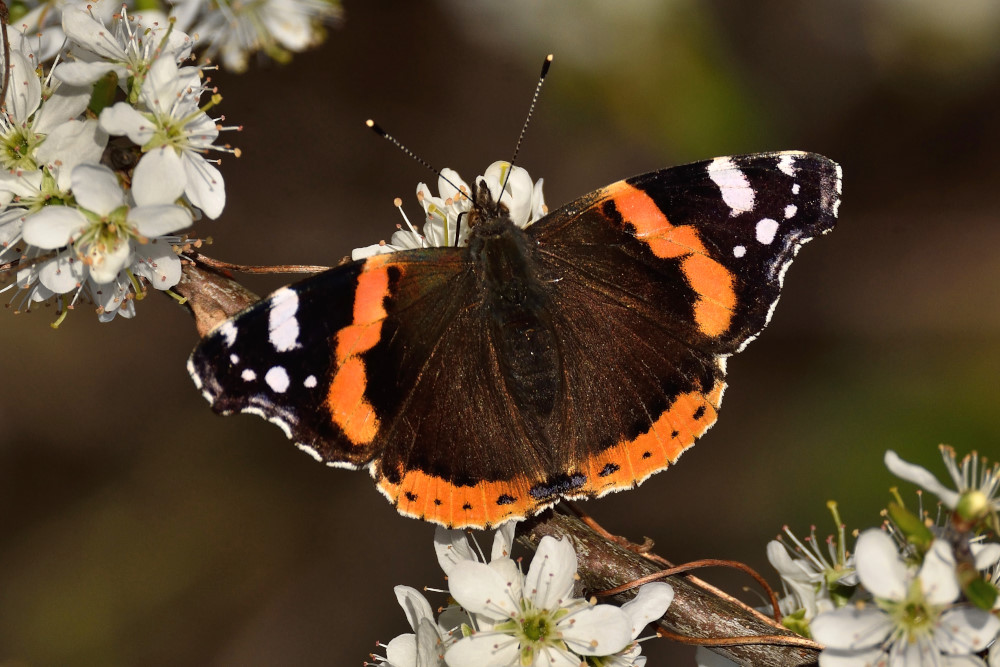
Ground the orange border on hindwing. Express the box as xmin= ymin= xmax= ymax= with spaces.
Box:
xmin=603 ymin=181 xmax=737 ymax=337
xmin=575 ymin=381 xmax=726 ymax=497
xmin=375 ymin=468 xmax=541 ymax=529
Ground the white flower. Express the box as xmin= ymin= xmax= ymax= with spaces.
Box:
xmin=377 ymin=586 xmax=450 ymax=667
xmin=56 ymin=6 xmax=193 ymax=87
xmin=174 ymin=0 xmax=342 ymax=73
xmin=444 ymin=536 xmax=633 ymax=666
xmin=352 ymin=162 xmax=547 ymax=261
xmin=886 ymin=447 xmax=1000 ymax=525
xmin=99 ymin=55 xmax=232 ymax=218
xmin=434 ymin=522 xmax=515 ymax=576
xmin=811 ymin=530 xmax=999 ymax=666
xmin=0 ymin=40 xmax=96 ymax=178
xmin=766 ymin=514 xmax=858 ymax=623
xmin=21 ymin=162 xmax=189 ymax=290
xmin=599 ymin=581 xmax=674 ymax=667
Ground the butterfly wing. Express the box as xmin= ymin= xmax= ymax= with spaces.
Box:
xmin=189 ymin=249 xmax=559 ymax=527
xmin=523 ymin=151 xmax=841 ymax=498
xmin=188 ymin=251 xmax=473 ymax=469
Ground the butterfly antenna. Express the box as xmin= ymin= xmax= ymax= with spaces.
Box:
xmin=367 ymin=119 xmax=467 ymax=245
xmin=500 ymin=54 xmax=553 ymax=197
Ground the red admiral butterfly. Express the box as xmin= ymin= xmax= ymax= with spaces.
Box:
xmin=188 ymin=151 xmax=841 ymax=528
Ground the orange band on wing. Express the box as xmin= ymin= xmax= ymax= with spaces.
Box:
xmin=604 ymin=181 xmax=736 ymax=337
xmin=375 ymin=468 xmax=541 ymax=529
xmin=575 ymin=382 xmax=725 ymax=498
xmin=327 ymin=357 xmax=379 ymax=444
xmin=327 ymin=255 xmax=394 ymax=446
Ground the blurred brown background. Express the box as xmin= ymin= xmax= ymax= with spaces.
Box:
xmin=3 ymin=1 xmax=1000 ymax=664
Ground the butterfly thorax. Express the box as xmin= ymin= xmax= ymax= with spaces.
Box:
xmin=466 ymin=191 xmax=560 ymax=437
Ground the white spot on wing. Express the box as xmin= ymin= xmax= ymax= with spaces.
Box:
xmin=777 ymin=154 xmax=796 ymax=176
xmin=792 ymin=183 xmax=801 ymax=195
xmin=835 ymin=164 xmax=843 ymax=194
xmin=230 ymin=353 xmax=240 ymax=364
xmin=265 ymin=366 xmax=290 ymax=393
xmin=268 ymin=287 xmax=301 ymax=352
xmin=304 ymin=375 xmax=318 ymax=388
xmin=784 ymin=204 xmax=797 ymax=219
xmin=241 ymin=368 xmax=257 ymax=381
xmin=755 ymin=218 xmax=779 ymax=244
xmin=733 ymin=245 xmax=746 ymax=258
xmin=219 ymin=320 xmax=238 ymax=347
xmin=707 ymin=157 xmax=755 ymax=215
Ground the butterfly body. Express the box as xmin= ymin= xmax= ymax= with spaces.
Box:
xmin=189 ymin=151 xmax=842 ymax=528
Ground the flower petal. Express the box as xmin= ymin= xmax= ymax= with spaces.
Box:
xmin=91 ymin=274 xmax=130 ymax=314
xmin=72 ymin=163 xmax=124 ymax=214
xmin=811 ymin=605 xmax=893 ymax=650
xmin=0 ymin=208 xmax=26 ymax=247
xmin=559 ymin=603 xmax=632 ymax=656
xmin=128 ymin=205 xmax=192 ymax=237
xmin=52 ymin=60 xmax=121 ymax=87
xmin=491 ymin=522 xmax=516 ymax=562
xmin=434 ymin=527 xmax=477 ymax=576
xmin=444 ymin=632 xmax=519 ymax=667
xmin=99 ymin=103 xmax=156 ymax=146
xmin=393 ymin=585 xmax=436 ymax=633
xmin=6 ymin=52 xmax=42 ymax=123
xmin=33 ymin=84 xmax=93 ymax=135
xmin=36 ymin=251 xmax=85 ymax=293
xmin=535 ymin=645 xmax=581 ymax=666
xmin=934 ymin=606 xmax=1000 ymax=654
xmin=414 ymin=617 xmax=446 ymax=666
xmin=134 ymin=147 xmax=186 ymax=206
xmin=181 ymin=151 xmax=226 ymax=219
xmin=21 ymin=207 xmax=88 ymax=248
xmin=885 ymin=450 xmax=961 ymax=508
xmin=36 ymin=120 xmax=109 ymax=191
xmin=448 ymin=559 xmax=520 ymax=619
xmin=384 ymin=633 xmax=416 ymax=667
xmin=132 ymin=240 xmax=181 ymax=289
xmin=971 ymin=542 xmax=1000 ymax=570
xmin=620 ymin=582 xmax=674 ymax=639
xmin=920 ymin=540 xmax=960 ymax=606
xmin=854 ymin=529 xmax=907 ymax=601
xmin=87 ymin=239 xmax=132 ymax=284
xmin=62 ymin=9 xmax=127 ymax=61
xmin=524 ymin=536 xmax=577 ymax=610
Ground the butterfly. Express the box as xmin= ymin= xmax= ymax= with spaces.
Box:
xmin=188 ymin=151 xmax=841 ymax=528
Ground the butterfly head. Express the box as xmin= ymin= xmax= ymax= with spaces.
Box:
xmin=464 ymin=176 xmax=511 ymax=232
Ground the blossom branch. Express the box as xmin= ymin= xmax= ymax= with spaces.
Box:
xmin=520 ymin=509 xmax=823 ymax=667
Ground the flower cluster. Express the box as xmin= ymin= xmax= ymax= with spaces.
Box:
xmin=750 ymin=446 xmax=1000 ymax=667
xmin=371 ymin=524 xmax=674 ymax=667
xmin=9 ymin=0 xmax=341 ymax=73
xmin=352 ymin=161 xmax=547 ymax=260
xmin=0 ymin=5 xmax=237 ymax=322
